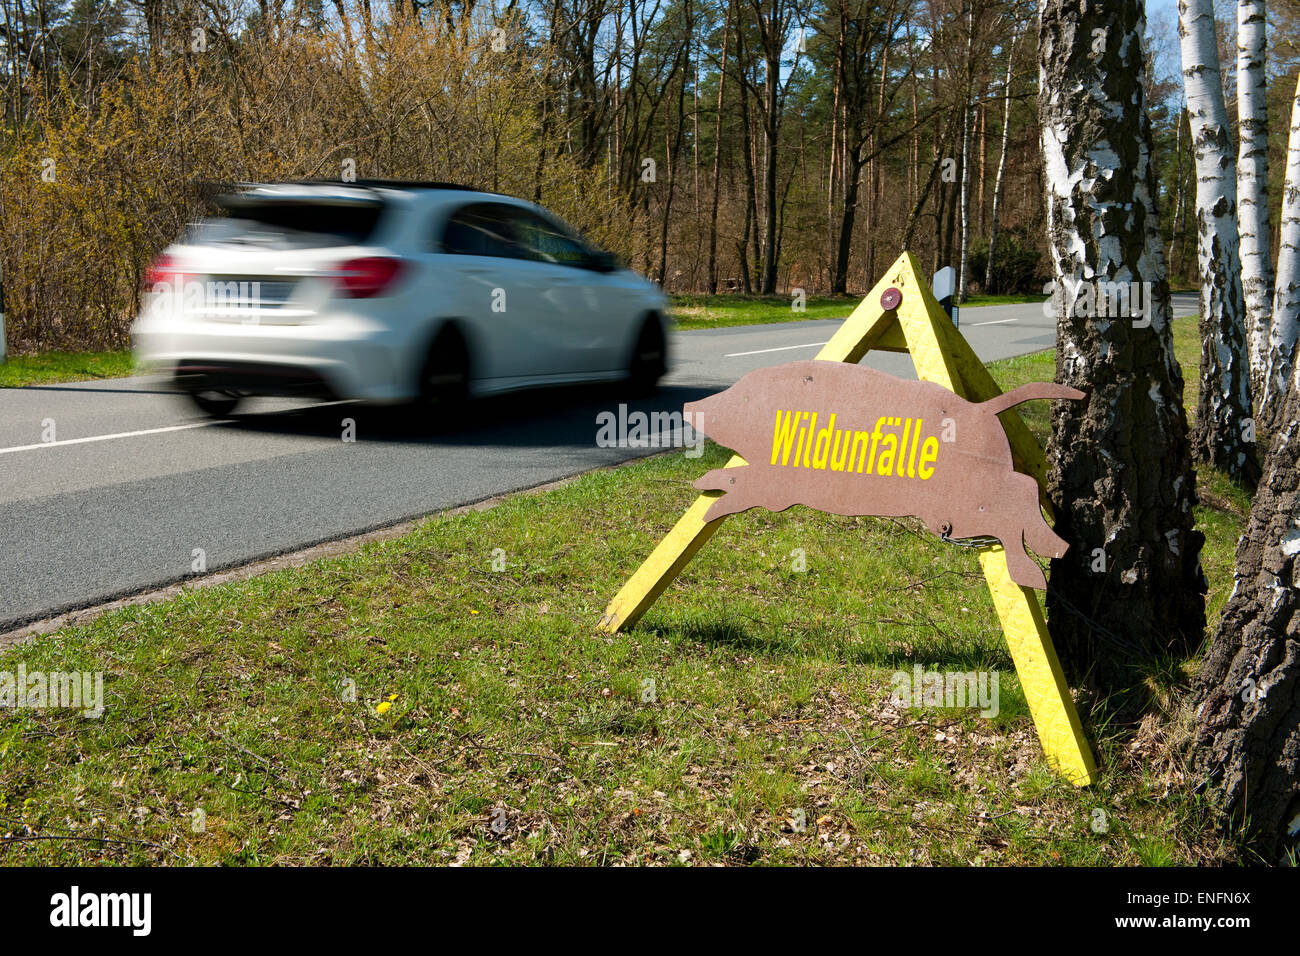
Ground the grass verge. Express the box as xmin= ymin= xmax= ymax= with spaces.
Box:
xmin=0 ymin=317 xmax=1245 ymax=865
xmin=670 ymin=292 xmax=1048 ymax=331
xmin=0 ymin=350 xmax=134 ymax=387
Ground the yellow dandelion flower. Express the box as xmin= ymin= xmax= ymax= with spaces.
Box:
xmin=376 ymin=701 xmax=393 ymax=715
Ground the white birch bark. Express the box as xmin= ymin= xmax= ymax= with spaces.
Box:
xmin=1179 ymin=0 xmax=1258 ymax=482
xmin=956 ymin=3 xmax=975 ymax=303
xmin=1237 ymin=0 xmax=1273 ymax=401
xmin=985 ymin=27 xmax=1018 ymax=293
xmin=1262 ymin=72 xmax=1300 ymax=431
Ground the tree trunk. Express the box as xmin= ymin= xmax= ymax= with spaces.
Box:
xmin=1238 ymin=0 xmax=1273 ymax=405
xmin=956 ymin=3 xmax=975 ymax=303
xmin=867 ymin=55 xmax=887 ymax=285
xmin=835 ymin=155 xmax=863 ymax=295
xmin=1173 ymin=108 xmax=1187 ymax=281
xmin=761 ymin=39 xmax=780 ymax=294
xmin=909 ymin=15 xmax=920 ymax=219
xmin=931 ymin=54 xmax=945 ymax=275
xmin=827 ymin=11 xmax=844 ymax=289
xmin=905 ymin=143 xmax=945 ymax=251
xmin=827 ymin=8 xmax=846 ymax=293
xmin=1040 ymin=0 xmax=1207 ymax=714
xmin=1180 ymin=0 xmax=1259 ymax=485
xmin=986 ymin=27 xmax=1018 ymax=294
xmin=1190 ymin=364 xmax=1300 ymax=864
xmin=1260 ymin=72 xmax=1300 ymax=436
xmin=978 ymin=102 xmax=987 ymax=235
xmin=37 ymin=0 xmax=50 ymax=100
xmin=693 ymin=33 xmax=700 ymax=220
xmin=942 ymin=168 xmax=959 ymax=269
xmin=706 ymin=3 xmax=731 ymax=295
xmin=658 ymin=28 xmax=691 ymax=287
xmin=736 ymin=48 xmax=761 ymax=290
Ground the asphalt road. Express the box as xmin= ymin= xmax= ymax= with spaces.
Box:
xmin=0 ymin=294 xmax=1199 ymax=631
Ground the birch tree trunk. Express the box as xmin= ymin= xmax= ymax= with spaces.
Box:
xmin=1260 ymin=73 xmax=1300 ymax=435
xmin=986 ymin=27 xmax=1018 ymax=294
xmin=706 ymin=2 xmax=731 ymax=295
xmin=1180 ymin=0 xmax=1259 ymax=485
xmin=1040 ymin=0 xmax=1206 ymax=711
xmin=693 ymin=36 xmax=700 ymax=222
xmin=1173 ymin=107 xmax=1187 ymax=277
xmin=1190 ymin=360 xmax=1300 ymax=864
xmin=1238 ymin=0 xmax=1273 ymax=405
xmin=956 ymin=3 xmax=975 ymax=303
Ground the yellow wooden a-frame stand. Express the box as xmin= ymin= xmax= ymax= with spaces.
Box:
xmin=598 ymin=251 xmax=1096 ymax=786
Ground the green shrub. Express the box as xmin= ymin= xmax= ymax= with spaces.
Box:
xmin=968 ymin=226 xmax=1048 ymax=295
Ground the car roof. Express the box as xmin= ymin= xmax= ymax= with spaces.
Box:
xmin=218 ymin=180 xmax=523 ymax=203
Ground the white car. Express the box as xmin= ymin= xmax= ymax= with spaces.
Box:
xmin=131 ymin=181 xmax=670 ymax=416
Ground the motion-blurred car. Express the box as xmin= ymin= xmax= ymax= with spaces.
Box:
xmin=131 ymin=181 xmax=669 ymax=416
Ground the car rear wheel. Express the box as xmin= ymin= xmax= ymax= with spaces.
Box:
xmin=418 ymin=328 xmax=470 ymax=414
xmin=187 ymin=389 xmax=242 ymax=417
xmin=628 ymin=317 xmax=666 ymax=395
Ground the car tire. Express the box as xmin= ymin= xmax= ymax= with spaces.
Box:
xmin=628 ymin=317 xmax=666 ymax=395
xmin=187 ymin=389 xmax=242 ymax=417
xmin=418 ymin=327 xmax=471 ymax=415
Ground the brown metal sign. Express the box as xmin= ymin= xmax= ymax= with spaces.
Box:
xmin=683 ymin=360 xmax=1084 ymax=589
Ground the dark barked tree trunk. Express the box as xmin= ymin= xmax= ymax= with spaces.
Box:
xmin=1039 ymin=0 xmax=1206 ymax=716
xmin=1190 ymin=370 xmax=1300 ymax=863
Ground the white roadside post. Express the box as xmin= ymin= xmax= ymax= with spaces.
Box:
xmin=932 ymin=266 xmax=960 ymax=328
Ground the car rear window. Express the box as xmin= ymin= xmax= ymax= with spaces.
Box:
xmin=215 ymin=197 xmax=386 ymax=245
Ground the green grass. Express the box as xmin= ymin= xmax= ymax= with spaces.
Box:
xmin=0 ymin=350 xmax=134 ymax=387
xmin=962 ymin=293 xmax=1052 ymax=307
xmin=669 ymin=294 xmax=861 ymax=330
xmin=0 ymin=317 xmax=1245 ymax=866
xmin=669 ymin=292 xmax=1047 ymax=330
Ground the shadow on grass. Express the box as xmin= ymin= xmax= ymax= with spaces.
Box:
xmin=641 ymin=611 xmax=1013 ymax=672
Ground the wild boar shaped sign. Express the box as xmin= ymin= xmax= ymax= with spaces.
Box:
xmin=683 ymin=360 xmax=1085 ymax=590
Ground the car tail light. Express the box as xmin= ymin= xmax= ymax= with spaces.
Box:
xmin=143 ymin=254 xmax=190 ymax=290
xmin=336 ymin=257 xmax=405 ymax=298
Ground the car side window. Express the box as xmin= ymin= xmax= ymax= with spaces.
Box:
xmin=509 ymin=210 xmax=593 ymax=268
xmin=439 ymin=203 xmax=523 ymax=259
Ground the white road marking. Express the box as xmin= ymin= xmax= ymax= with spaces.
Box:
xmin=967 ymin=317 xmax=1019 ymax=327
xmin=0 ymin=399 xmax=359 ymax=456
xmin=725 ymin=341 xmax=829 ymax=358
xmin=0 ymin=421 xmax=226 ymax=456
